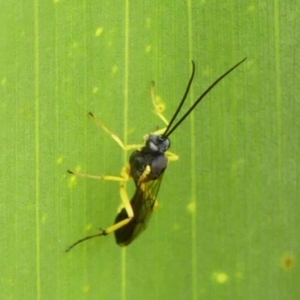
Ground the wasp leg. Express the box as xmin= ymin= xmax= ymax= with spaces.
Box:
xmin=68 ymin=164 xmax=131 ymax=182
xmin=66 ymin=164 xmax=151 ymax=252
xmin=166 ymin=151 xmax=179 ymax=161
xmin=104 ymin=165 xmax=153 ymax=234
xmin=65 ymin=230 xmax=107 ymax=252
xmin=65 ymin=166 xmax=136 ymax=252
xmin=101 ymin=180 xmax=134 ymax=235
xmin=68 ymin=165 xmax=135 ymax=235
xmin=67 ymin=169 xmax=127 ymax=182
xmin=88 ymin=112 xmax=143 ymax=151
xmin=151 ymin=81 xmax=169 ymax=126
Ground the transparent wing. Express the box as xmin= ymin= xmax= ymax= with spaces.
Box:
xmin=114 ymin=173 xmax=164 ymax=246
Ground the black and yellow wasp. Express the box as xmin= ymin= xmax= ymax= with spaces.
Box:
xmin=66 ymin=58 xmax=246 ymax=251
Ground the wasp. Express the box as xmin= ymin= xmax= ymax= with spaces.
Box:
xmin=66 ymin=58 xmax=247 ymax=252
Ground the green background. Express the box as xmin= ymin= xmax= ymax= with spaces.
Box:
xmin=1 ymin=1 xmax=299 ymax=299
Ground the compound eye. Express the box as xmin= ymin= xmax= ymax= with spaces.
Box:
xmin=148 ymin=140 xmax=158 ymax=152
xmin=162 ymin=138 xmax=170 ymax=150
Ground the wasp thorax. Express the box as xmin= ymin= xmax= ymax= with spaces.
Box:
xmin=146 ymin=134 xmax=170 ymax=154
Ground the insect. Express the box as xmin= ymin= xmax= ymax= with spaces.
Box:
xmin=66 ymin=58 xmax=247 ymax=252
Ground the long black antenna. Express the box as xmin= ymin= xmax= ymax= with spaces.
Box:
xmin=163 ymin=57 xmax=247 ymax=138
xmin=163 ymin=61 xmax=196 ymax=137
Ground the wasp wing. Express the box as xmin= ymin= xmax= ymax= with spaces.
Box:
xmin=114 ymin=173 xmax=164 ymax=246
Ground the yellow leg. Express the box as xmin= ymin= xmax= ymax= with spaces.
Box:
xmin=68 ymin=169 xmax=127 ymax=181
xmin=95 ymin=182 xmax=134 ymax=236
xmin=65 ymin=216 xmax=133 ymax=252
xmin=97 ymin=179 xmax=136 ymax=235
xmin=151 ymin=81 xmax=169 ymax=126
xmin=66 ymin=165 xmax=135 ymax=252
xmin=166 ymin=151 xmax=179 ymax=161
xmin=88 ymin=111 xmax=143 ymax=151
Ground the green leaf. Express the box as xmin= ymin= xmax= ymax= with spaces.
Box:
xmin=1 ymin=1 xmax=299 ymax=299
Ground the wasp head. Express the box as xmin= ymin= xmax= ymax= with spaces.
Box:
xmin=145 ymin=134 xmax=170 ymax=154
